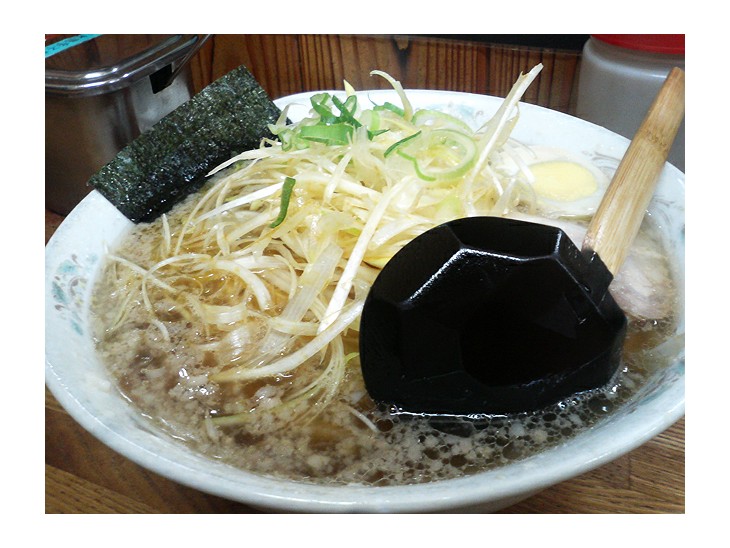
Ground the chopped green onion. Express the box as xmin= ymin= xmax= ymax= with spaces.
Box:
xmin=370 ymin=70 xmax=412 ymax=120
xmin=270 ymin=177 xmax=297 ymax=228
xmin=276 ymin=127 xmax=295 ymax=150
xmin=310 ymin=93 xmax=338 ymax=123
xmin=332 ymin=95 xmax=362 ymax=128
xmin=280 ymin=92 xmax=391 ymax=147
xmin=412 ymin=109 xmax=473 ymax=133
xmin=374 ymin=102 xmax=405 ymax=117
xmin=299 ymin=123 xmax=354 ymax=145
xmin=360 ymin=106 xmax=389 ymax=140
xmin=396 ymin=150 xmax=437 ymax=182
xmin=384 ymin=130 xmax=422 ymax=157
xmin=385 ymin=128 xmax=477 ymax=183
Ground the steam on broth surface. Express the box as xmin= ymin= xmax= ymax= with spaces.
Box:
xmin=91 ymin=70 xmax=681 ymax=486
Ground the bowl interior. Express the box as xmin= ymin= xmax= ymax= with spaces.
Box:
xmin=45 ymin=89 xmax=685 ymax=513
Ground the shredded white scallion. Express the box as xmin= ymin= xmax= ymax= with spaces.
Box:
xmin=103 ymin=65 xmax=544 ymax=431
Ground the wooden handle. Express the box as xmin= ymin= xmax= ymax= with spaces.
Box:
xmin=582 ymin=67 xmax=685 ymax=275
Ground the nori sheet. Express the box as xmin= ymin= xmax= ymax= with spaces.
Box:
xmin=88 ymin=64 xmax=282 ymax=223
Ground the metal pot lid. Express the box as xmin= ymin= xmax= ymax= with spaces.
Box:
xmin=45 ymin=34 xmax=201 ymax=97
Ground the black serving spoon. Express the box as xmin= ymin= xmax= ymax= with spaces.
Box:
xmin=359 ymin=68 xmax=685 ymax=415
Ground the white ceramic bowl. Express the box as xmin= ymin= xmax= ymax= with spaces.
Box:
xmin=45 ymin=90 xmax=685 ymax=513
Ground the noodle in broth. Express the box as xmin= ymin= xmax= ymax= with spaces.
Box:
xmin=91 ymin=68 xmax=681 ymax=485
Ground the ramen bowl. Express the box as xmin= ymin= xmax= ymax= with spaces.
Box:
xmin=45 ymin=90 xmax=685 ymax=513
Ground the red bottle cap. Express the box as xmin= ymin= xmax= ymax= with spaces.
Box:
xmin=592 ymin=34 xmax=684 ymax=55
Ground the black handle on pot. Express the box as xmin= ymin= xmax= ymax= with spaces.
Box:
xmin=152 ymin=34 xmax=212 ymax=93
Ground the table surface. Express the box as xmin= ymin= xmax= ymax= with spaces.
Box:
xmin=45 ymin=207 xmax=684 ymax=514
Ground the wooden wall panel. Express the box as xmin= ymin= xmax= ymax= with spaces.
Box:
xmin=378 ymin=35 xmax=489 ymax=93
xmin=189 ymin=34 xmax=582 ymax=114
xmin=215 ymin=35 xmax=303 ymax=97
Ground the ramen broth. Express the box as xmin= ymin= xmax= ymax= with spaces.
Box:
xmin=91 ymin=189 xmax=680 ymax=487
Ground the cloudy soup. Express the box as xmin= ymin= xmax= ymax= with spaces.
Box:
xmin=90 ymin=71 xmax=682 ymax=486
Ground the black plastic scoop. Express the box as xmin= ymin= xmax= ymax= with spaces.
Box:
xmin=359 ymin=67 xmax=685 ymax=415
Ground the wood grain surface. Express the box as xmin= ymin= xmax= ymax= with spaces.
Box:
xmin=45 ymin=35 xmax=684 ymax=514
xmin=188 ymin=34 xmax=582 ymax=113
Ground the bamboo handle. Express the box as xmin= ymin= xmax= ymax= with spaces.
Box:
xmin=582 ymin=67 xmax=685 ymax=275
